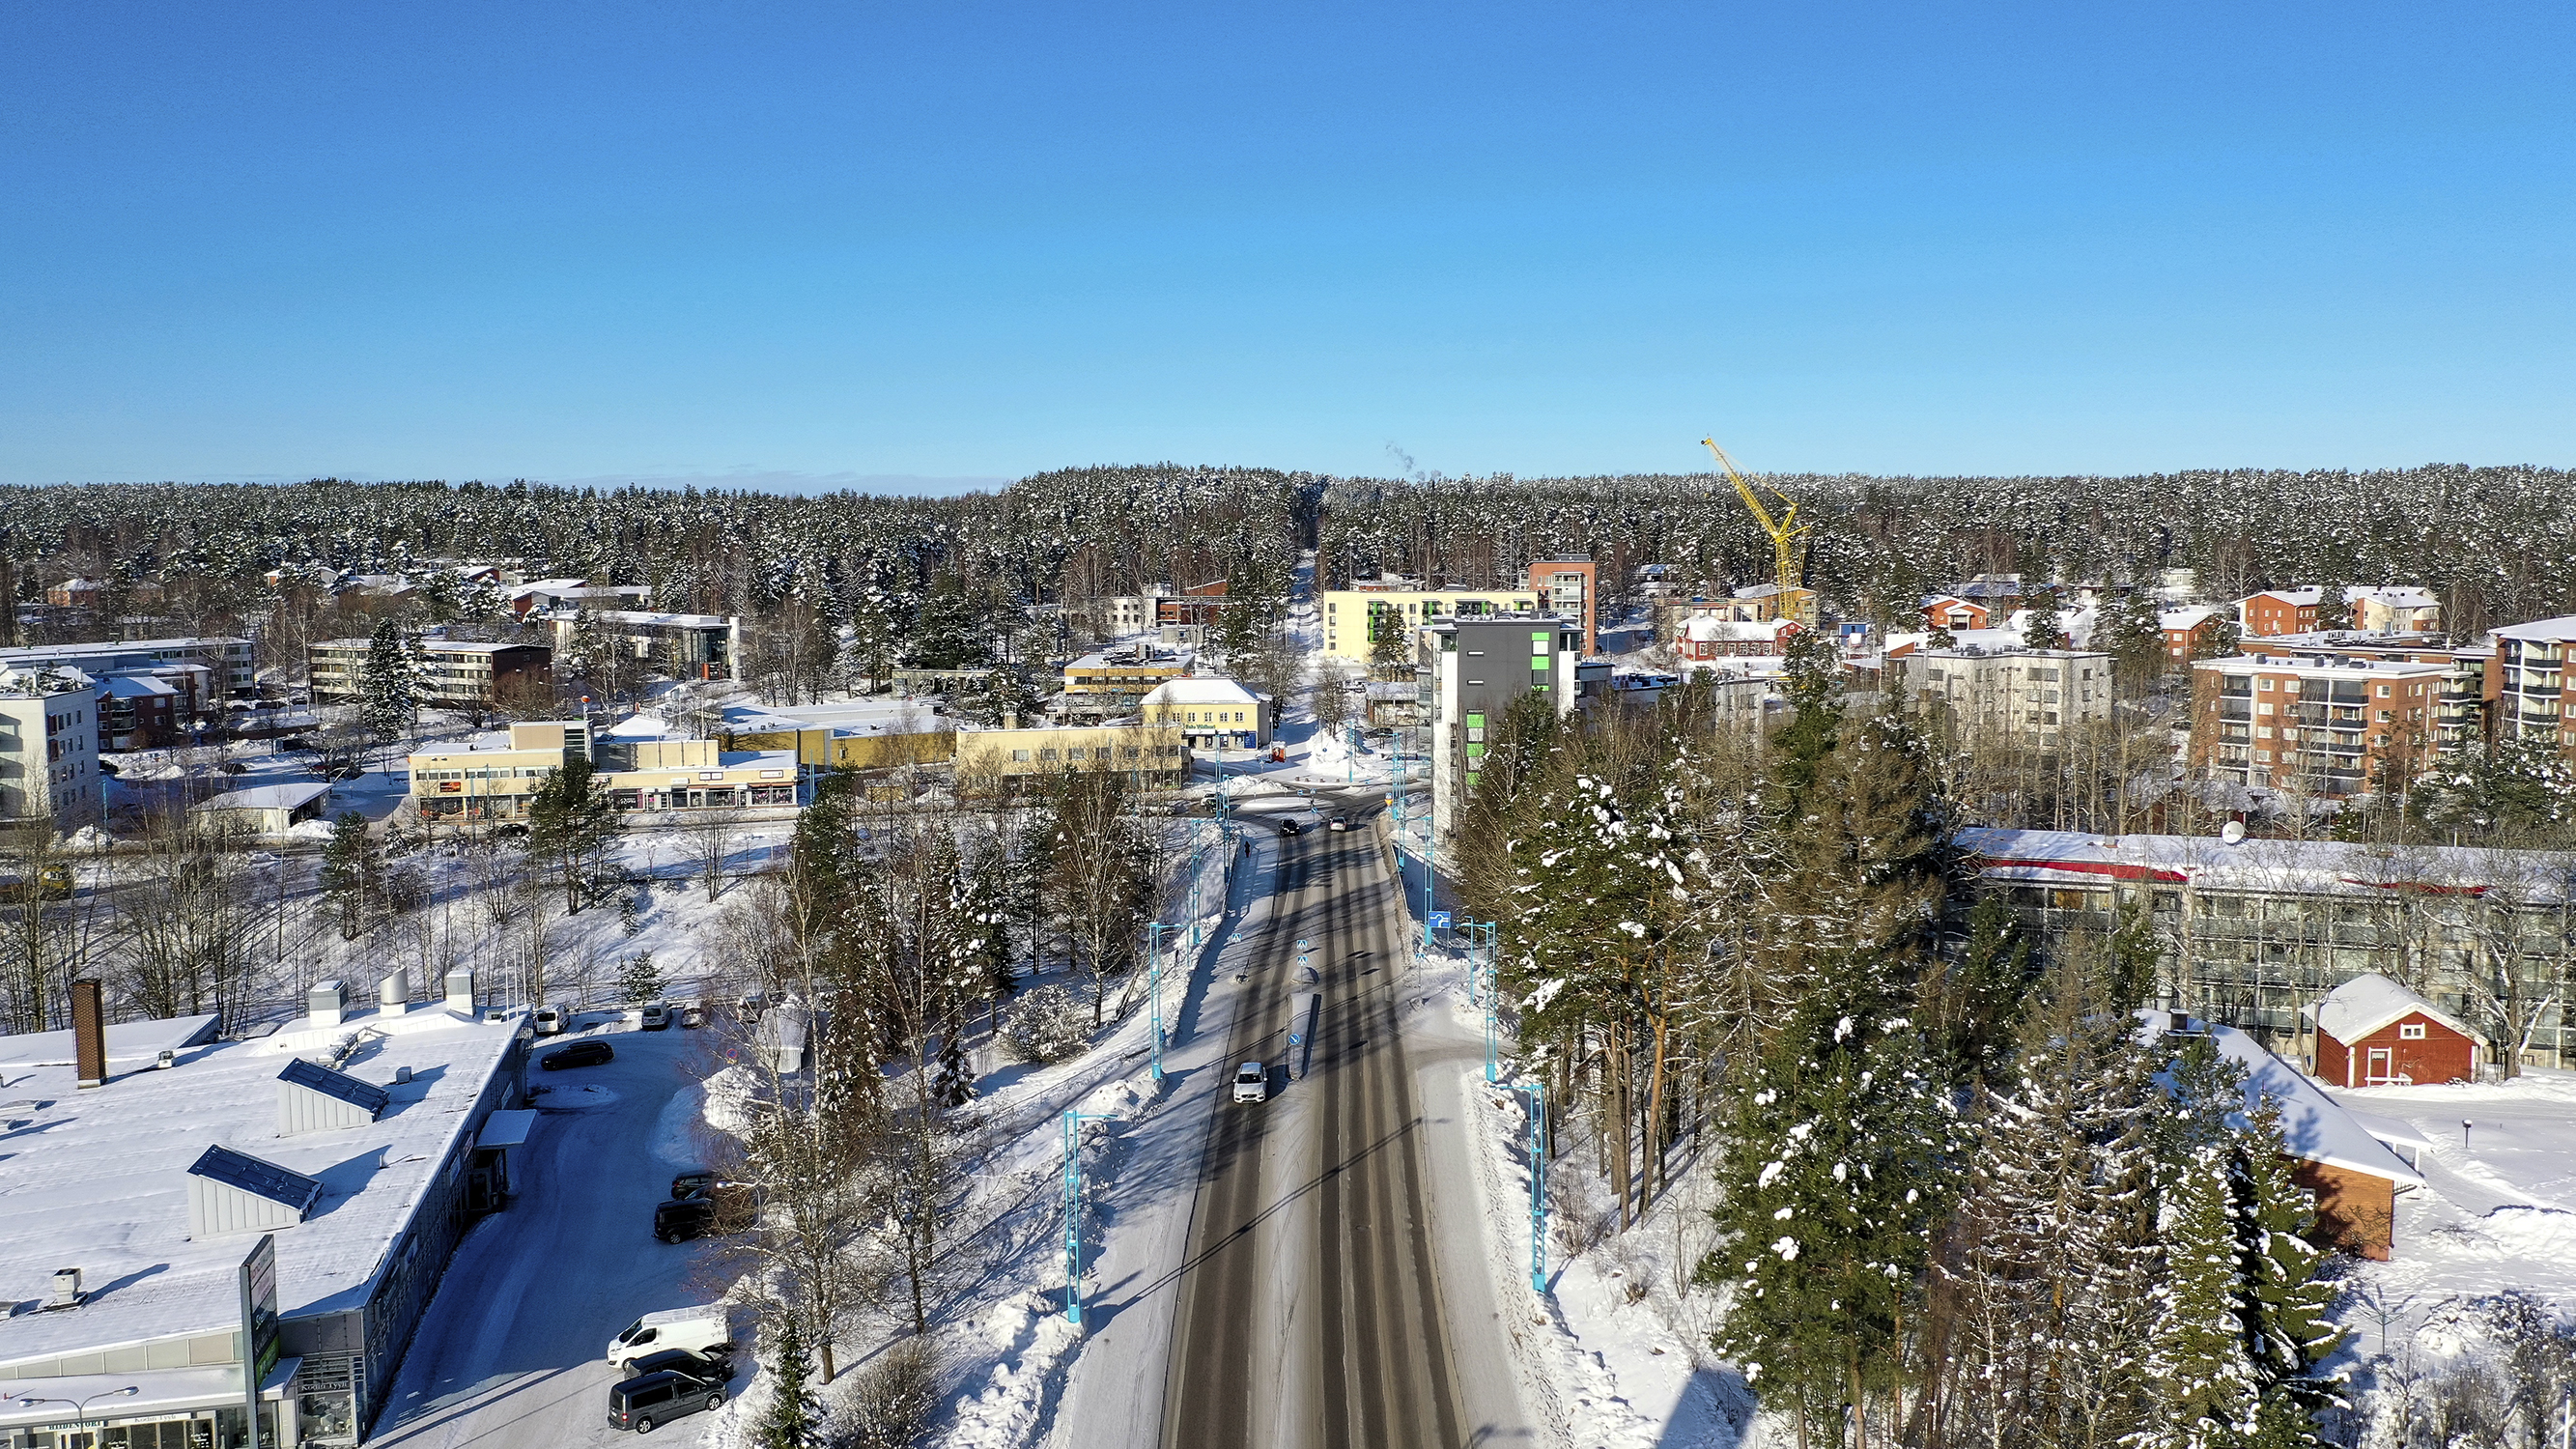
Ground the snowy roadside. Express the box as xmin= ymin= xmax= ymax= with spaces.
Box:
xmin=1421 ymin=933 xmax=1752 ymax=1449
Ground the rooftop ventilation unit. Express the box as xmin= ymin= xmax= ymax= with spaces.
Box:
xmin=308 ymin=980 xmax=349 ymax=1029
xmin=185 ymin=1145 xmax=323 ymax=1239
xmin=277 ymin=1057 xmax=390 ymax=1135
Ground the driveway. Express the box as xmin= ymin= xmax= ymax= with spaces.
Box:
xmin=366 ymin=1024 xmax=740 ymax=1449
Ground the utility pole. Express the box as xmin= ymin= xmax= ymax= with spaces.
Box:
xmin=1467 ymin=921 xmax=1501 ymax=1082
xmin=1061 ymin=1109 xmax=1117 ymax=1325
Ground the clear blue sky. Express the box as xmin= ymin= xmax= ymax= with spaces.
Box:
xmin=4 ymin=2 xmax=2570 ymax=488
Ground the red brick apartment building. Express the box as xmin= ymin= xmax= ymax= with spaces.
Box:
xmin=2191 ymin=651 xmax=2444 ymax=796
xmin=1529 ymin=561 xmax=1598 ymax=655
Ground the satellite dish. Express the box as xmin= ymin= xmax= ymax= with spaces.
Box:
xmin=2221 ymin=820 xmax=2247 ymax=845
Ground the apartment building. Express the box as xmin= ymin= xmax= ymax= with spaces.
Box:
xmin=308 ymin=638 xmax=552 ymax=706
xmin=2189 ymin=651 xmax=2444 ymax=797
xmin=1320 ymin=587 xmax=1537 ymax=666
xmin=0 ymin=670 xmax=102 ymax=832
xmin=2489 ymin=614 xmax=2575 ymax=758
xmin=2238 ymin=585 xmax=2443 ymax=638
xmin=0 ymin=637 xmax=254 ymax=696
xmin=1958 ymin=826 xmax=2573 ymax=1071
xmin=1156 ymin=580 xmax=1239 ymax=630
xmin=951 ymin=723 xmax=1189 ymax=789
xmin=1529 ymin=561 xmax=1599 ymax=655
xmin=1422 ymin=614 xmax=1583 ymax=836
xmin=2158 ymin=606 xmax=2226 ymax=662
xmin=1062 ymin=643 xmax=1190 ymax=703
xmin=1903 ymin=648 xmax=2113 ymax=739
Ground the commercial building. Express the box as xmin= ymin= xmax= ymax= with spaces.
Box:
xmin=719 ymin=701 xmax=959 ymax=771
xmin=0 ymin=638 xmax=254 ymax=696
xmin=2188 ymin=651 xmax=2445 ymax=797
xmin=1903 ymin=648 xmax=2113 ymax=740
xmin=1422 ymin=614 xmax=1583 ymax=836
xmin=307 ymin=639 xmax=552 ymax=706
xmin=2488 ymin=614 xmax=2574 ymax=758
xmin=0 ymin=986 xmax=526 ymax=1446
xmin=1138 ymin=677 xmax=1271 ymax=749
xmin=0 ymin=669 xmax=103 ymax=833
xmin=951 ymin=723 xmax=1189 ymax=789
xmin=406 ymin=722 xmax=800 ymax=825
xmin=1957 ymin=826 xmax=2574 ymax=1073
xmin=1320 ymin=587 xmax=1537 ymax=667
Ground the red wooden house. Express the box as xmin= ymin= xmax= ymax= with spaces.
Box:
xmin=2305 ymin=973 xmax=2485 ymax=1088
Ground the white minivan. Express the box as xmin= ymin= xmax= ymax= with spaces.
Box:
xmin=608 ymin=1306 xmax=734 ymax=1374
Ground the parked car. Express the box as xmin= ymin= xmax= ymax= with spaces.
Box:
xmin=625 ymin=1347 xmax=732 ymax=1384
xmin=652 ymin=1199 xmax=721 ymax=1243
xmin=530 ymin=1006 xmax=566 ymax=1036
xmin=277 ymin=737 xmax=315 ymax=752
xmin=608 ymin=1305 xmax=735 ymax=1373
xmin=1232 ymin=1062 xmax=1269 ymax=1104
xmin=244 ymin=851 xmax=282 ymax=867
xmin=605 ymin=1368 xmax=724 ymax=1435
xmin=638 ymin=1002 xmax=671 ymax=1031
xmin=679 ymin=1001 xmax=706 ymax=1029
xmin=540 ymin=1039 xmax=613 ymax=1070
xmin=218 ymin=760 xmax=247 ymax=775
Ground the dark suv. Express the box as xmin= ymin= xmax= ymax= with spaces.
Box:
xmin=606 ymin=1361 xmax=725 ymax=1434
xmin=654 ymin=1182 xmax=753 ymax=1242
xmin=540 ymin=1039 xmax=613 ymax=1070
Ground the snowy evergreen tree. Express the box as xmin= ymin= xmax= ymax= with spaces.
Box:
xmin=757 ymin=1312 xmax=817 ymax=1449
xmin=2149 ymin=1133 xmax=2259 ymax=1449
xmin=357 ymin=617 xmax=419 ymax=749
xmin=2235 ymin=1102 xmax=2344 ymax=1447
xmin=318 ymin=810 xmax=374 ymax=941
xmin=2020 ymin=587 xmax=2070 ymax=652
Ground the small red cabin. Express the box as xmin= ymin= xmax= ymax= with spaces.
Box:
xmin=2305 ymin=973 xmax=2485 ymax=1088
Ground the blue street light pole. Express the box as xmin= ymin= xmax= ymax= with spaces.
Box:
xmin=1145 ymin=922 xmax=1179 ymax=1082
xmin=1467 ymin=922 xmax=1501 ymax=1081
xmin=1508 ymin=1081 xmax=1548 ymax=1292
xmin=1062 ymin=1109 xmax=1118 ymax=1325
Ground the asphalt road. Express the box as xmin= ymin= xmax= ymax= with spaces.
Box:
xmin=1159 ymin=822 xmax=1482 ymax=1449
xmin=365 ymin=1027 xmax=734 ymax=1449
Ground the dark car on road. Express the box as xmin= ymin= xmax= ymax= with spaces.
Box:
xmin=606 ymin=1359 xmax=726 ymax=1434
xmin=539 ymin=1039 xmax=613 ymax=1070
xmin=655 ymin=1179 xmax=755 ymax=1241
xmin=1277 ymin=817 xmax=1302 ymax=837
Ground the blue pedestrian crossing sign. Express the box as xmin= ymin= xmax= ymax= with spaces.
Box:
xmin=1429 ymin=911 xmax=1453 ymax=931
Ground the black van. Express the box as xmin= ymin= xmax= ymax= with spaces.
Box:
xmin=607 ymin=1368 xmax=724 ymax=1434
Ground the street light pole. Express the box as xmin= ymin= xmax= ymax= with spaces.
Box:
xmin=1061 ymin=1109 xmax=1118 ymax=1325
xmin=1145 ymin=922 xmax=1178 ymax=1081
xmin=1508 ymin=1081 xmax=1548 ymax=1292
xmin=14 ymin=1386 xmax=141 ymax=1435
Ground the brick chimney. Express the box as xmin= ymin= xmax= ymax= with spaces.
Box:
xmin=72 ymin=980 xmax=106 ymax=1089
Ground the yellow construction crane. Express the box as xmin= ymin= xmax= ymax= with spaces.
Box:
xmin=1701 ymin=436 xmax=1812 ymax=623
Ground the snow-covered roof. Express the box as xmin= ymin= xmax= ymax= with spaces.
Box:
xmin=101 ymin=673 xmax=180 ymax=698
xmin=2159 ymin=606 xmax=2219 ymax=631
xmin=0 ymin=1009 xmax=521 ymax=1367
xmin=2136 ymin=1011 xmax=2427 ymax=1186
xmin=1957 ymin=826 xmax=2576 ymax=905
xmin=1680 ymin=616 xmax=1785 ymax=641
xmin=192 ymin=782 xmax=333 ymax=813
xmin=2493 ymin=613 xmax=2576 ymax=643
xmin=1141 ymin=677 xmax=1261 ymax=707
xmin=2356 ymin=585 xmax=2440 ymax=609
xmin=2302 ymin=973 xmax=2487 ymax=1049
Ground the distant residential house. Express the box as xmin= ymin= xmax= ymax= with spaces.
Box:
xmin=1677 ymin=615 xmax=1789 ymax=659
xmin=1919 ymin=594 xmax=1995 ymax=632
xmin=2158 ymin=606 xmax=2224 ymax=661
xmin=1139 ymin=676 xmax=1272 ymax=748
xmin=2305 ymin=973 xmax=2486 ymax=1088
xmin=191 ymin=781 xmax=335 ymax=836
xmin=2239 ymin=585 xmax=2442 ymax=638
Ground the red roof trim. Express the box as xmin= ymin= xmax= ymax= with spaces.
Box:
xmin=1979 ymin=857 xmax=2189 ymax=884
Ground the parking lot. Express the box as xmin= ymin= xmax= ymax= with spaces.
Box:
xmin=365 ymin=1025 xmax=743 ymax=1449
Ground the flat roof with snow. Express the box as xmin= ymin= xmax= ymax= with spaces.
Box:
xmin=191 ymin=781 xmax=334 ymax=813
xmin=0 ymin=1008 xmax=521 ymax=1372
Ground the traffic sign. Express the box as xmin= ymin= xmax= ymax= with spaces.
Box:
xmin=1428 ymin=911 xmax=1453 ymax=931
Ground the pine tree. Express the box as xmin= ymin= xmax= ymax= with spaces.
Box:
xmin=527 ymin=756 xmax=617 ymax=913
xmin=318 ymin=810 xmax=374 ymax=940
xmin=2142 ymin=1038 xmax=2258 ymax=1449
xmin=2020 ymin=587 xmax=2070 ymax=652
xmin=1772 ymin=623 xmax=1845 ymax=819
xmin=758 ymin=1312 xmax=817 ymax=1449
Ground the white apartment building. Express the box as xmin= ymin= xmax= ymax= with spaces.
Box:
xmin=0 ymin=670 xmax=103 ymax=832
xmin=2490 ymin=615 xmax=2574 ymax=757
xmin=1903 ymin=648 xmax=2112 ymax=739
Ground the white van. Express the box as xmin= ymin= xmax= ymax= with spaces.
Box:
xmin=608 ymin=1306 xmax=734 ymax=1373
xmin=531 ymin=1007 xmax=565 ymax=1036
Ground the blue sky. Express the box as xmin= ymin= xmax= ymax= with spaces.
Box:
xmin=4 ymin=2 xmax=2570 ymax=488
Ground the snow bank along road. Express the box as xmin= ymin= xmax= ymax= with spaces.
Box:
xmin=366 ymin=1028 xmax=730 ymax=1449
xmin=1159 ymin=824 xmax=1532 ymax=1448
